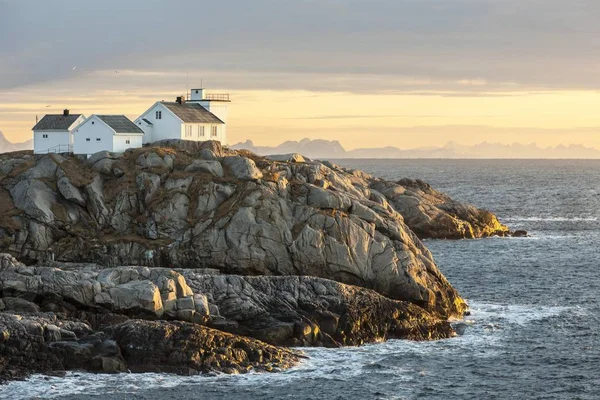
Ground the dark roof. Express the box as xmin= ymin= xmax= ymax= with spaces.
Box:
xmin=161 ymin=102 xmax=224 ymax=124
xmin=97 ymin=115 xmax=144 ymax=134
xmin=32 ymin=114 xmax=82 ymax=131
xmin=142 ymin=118 xmax=153 ymax=125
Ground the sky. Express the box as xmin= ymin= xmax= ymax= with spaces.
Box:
xmin=2 ymin=0 xmax=600 ymax=150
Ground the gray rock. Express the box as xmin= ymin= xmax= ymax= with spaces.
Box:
xmin=137 ymin=152 xmax=174 ymax=170
xmin=10 ymin=179 xmax=57 ymax=223
xmin=266 ymin=153 xmax=306 ymax=163
xmin=86 ymin=151 xmax=121 ymax=166
xmin=57 ymin=176 xmax=86 ymax=206
xmin=108 ymin=280 xmax=164 ymax=317
xmin=91 ymin=158 xmax=115 ymax=175
xmin=21 ymin=157 xmax=58 ymax=179
xmin=199 ymin=149 xmax=217 ymax=161
xmin=223 ymin=156 xmax=263 ymax=180
xmin=2 ymin=297 xmax=40 ymax=313
xmin=184 ymin=160 xmax=224 ymax=176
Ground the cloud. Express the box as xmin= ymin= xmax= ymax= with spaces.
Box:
xmin=2 ymin=0 xmax=600 ymax=92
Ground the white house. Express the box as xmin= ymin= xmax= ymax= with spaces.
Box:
xmin=32 ymin=109 xmax=85 ymax=154
xmin=73 ymin=115 xmax=144 ymax=156
xmin=135 ymin=88 xmax=229 ymax=145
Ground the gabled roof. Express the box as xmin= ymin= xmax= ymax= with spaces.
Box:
xmin=96 ymin=115 xmax=144 ymax=134
xmin=32 ymin=114 xmax=82 ymax=131
xmin=161 ymin=102 xmax=224 ymax=124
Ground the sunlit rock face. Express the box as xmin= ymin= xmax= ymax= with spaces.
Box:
xmin=0 ymin=140 xmax=515 ymax=318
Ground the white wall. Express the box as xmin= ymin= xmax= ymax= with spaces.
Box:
xmin=33 ymin=130 xmax=70 ymax=154
xmin=198 ymin=101 xmax=228 ymax=144
xmin=183 ymin=123 xmax=218 ymax=142
xmin=113 ymin=134 xmax=144 ymax=153
xmin=138 ymin=103 xmax=182 ymax=143
xmin=134 ymin=119 xmax=154 ymax=144
xmin=73 ymin=116 xmax=115 ymax=156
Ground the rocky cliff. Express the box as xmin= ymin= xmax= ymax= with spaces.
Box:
xmin=0 ymin=140 xmax=512 ymax=381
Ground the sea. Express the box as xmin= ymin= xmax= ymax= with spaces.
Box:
xmin=3 ymin=159 xmax=599 ymax=400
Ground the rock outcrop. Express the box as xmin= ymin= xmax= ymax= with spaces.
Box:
xmin=370 ymin=178 xmax=509 ymax=239
xmin=0 ymin=312 xmax=299 ymax=382
xmin=0 ymin=140 xmax=513 ymax=381
xmin=0 ymin=253 xmax=450 ymax=381
xmin=0 ymin=141 xmax=487 ymax=318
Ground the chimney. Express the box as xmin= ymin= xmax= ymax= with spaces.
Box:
xmin=176 ymin=96 xmax=185 ymax=104
xmin=63 ymin=109 xmax=70 ymax=116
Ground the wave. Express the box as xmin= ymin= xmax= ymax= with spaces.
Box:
xmin=503 ymin=216 xmax=598 ymax=222
xmin=2 ymin=302 xmax=586 ymax=400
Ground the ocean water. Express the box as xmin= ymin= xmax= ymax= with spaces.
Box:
xmin=3 ymin=159 xmax=600 ymax=400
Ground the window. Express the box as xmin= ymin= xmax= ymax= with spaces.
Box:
xmin=125 ymin=139 xmax=130 ymax=144
xmin=211 ymin=126 xmax=218 ymax=137
xmin=91 ymin=121 xmax=95 ymax=125
xmin=86 ymin=138 xmax=91 ymax=142
xmin=198 ymin=126 xmax=205 ymax=137
xmin=96 ymin=138 xmax=101 ymax=142
xmin=185 ymin=125 xmax=192 ymax=137
xmin=155 ymin=111 xmax=162 ymax=120
xmin=42 ymin=134 xmax=48 ymax=139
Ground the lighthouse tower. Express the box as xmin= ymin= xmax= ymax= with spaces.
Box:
xmin=188 ymin=88 xmax=230 ymax=145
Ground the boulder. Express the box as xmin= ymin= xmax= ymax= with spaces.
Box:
xmin=10 ymin=179 xmax=57 ymax=223
xmin=184 ymin=160 xmax=224 ymax=176
xmin=266 ymin=153 xmax=306 ymax=163
xmin=222 ymin=156 xmax=263 ymax=180
xmin=57 ymin=176 xmax=86 ymax=206
xmin=107 ymin=280 xmax=164 ymax=317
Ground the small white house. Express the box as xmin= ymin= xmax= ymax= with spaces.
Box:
xmin=135 ymin=88 xmax=229 ymax=145
xmin=32 ymin=109 xmax=85 ymax=154
xmin=73 ymin=115 xmax=144 ymax=156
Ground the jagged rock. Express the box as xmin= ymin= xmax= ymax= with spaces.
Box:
xmin=9 ymin=179 xmax=57 ymax=223
xmin=180 ymin=273 xmax=455 ymax=347
xmin=137 ymin=152 xmax=174 ymax=170
xmin=107 ymin=280 xmax=164 ymax=317
xmin=136 ymin=172 xmax=161 ymax=202
xmin=0 ymin=255 xmax=194 ymax=319
xmin=0 ymin=141 xmax=513 ymax=322
xmin=21 ymin=156 xmax=58 ymax=180
xmin=57 ymin=176 xmax=86 ymax=206
xmin=91 ymin=158 xmax=115 ymax=175
xmin=199 ymin=149 xmax=218 ymax=161
xmin=84 ymin=176 xmax=110 ymax=226
xmin=1 ymin=297 xmax=40 ymax=313
xmin=266 ymin=153 xmax=306 ymax=163
xmin=86 ymin=151 xmax=121 ymax=166
xmin=113 ymin=167 xmax=125 ymax=178
xmin=223 ymin=156 xmax=263 ymax=180
xmin=104 ymin=319 xmax=299 ymax=374
xmin=184 ymin=160 xmax=224 ymax=176
xmin=370 ymin=178 xmax=510 ymax=239
xmin=153 ymin=139 xmax=224 ymax=158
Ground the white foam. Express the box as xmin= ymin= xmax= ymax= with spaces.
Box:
xmin=468 ymin=301 xmax=572 ymax=326
xmin=1 ymin=301 xmax=582 ymax=399
xmin=503 ymin=216 xmax=597 ymax=222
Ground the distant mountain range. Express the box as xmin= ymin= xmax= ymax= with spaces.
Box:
xmin=0 ymin=131 xmax=32 ymax=154
xmin=232 ymin=139 xmax=600 ymax=159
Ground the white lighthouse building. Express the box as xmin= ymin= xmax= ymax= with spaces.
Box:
xmin=135 ymin=88 xmax=230 ymax=145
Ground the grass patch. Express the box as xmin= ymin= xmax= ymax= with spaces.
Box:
xmin=7 ymin=160 xmax=35 ymax=178
xmin=59 ymin=158 xmax=96 ymax=187
xmin=0 ymin=187 xmax=22 ymax=231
